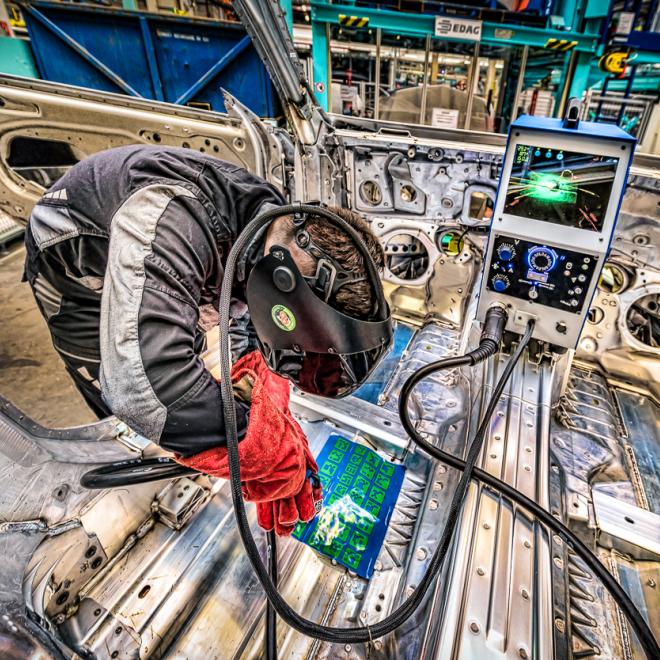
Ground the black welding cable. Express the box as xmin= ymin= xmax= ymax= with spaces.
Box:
xmin=215 ymin=206 xmax=541 ymax=643
xmin=216 ymin=205 xmax=659 ymax=656
xmin=79 ymin=203 xmax=659 ymax=656
xmin=405 ymin=303 xmax=508 ymax=381
xmin=398 ymin=334 xmax=660 ymax=659
xmin=266 ymin=530 xmax=278 ymax=660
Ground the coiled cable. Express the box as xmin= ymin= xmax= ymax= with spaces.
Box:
xmin=216 ymin=205 xmax=658 ymax=655
xmin=398 ymin=334 xmax=660 ymax=658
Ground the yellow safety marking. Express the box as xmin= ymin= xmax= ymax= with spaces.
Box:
xmin=338 ymin=14 xmax=369 ymax=28
xmin=545 ymin=38 xmax=578 ymax=51
xmin=599 ymin=50 xmax=628 ymax=74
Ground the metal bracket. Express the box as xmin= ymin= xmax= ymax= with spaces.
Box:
xmin=153 ymin=478 xmax=208 ymax=531
xmin=386 ymin=153 xmax=426 ymax=215
xmin=562 ymin=96 xmax=581 ymax=129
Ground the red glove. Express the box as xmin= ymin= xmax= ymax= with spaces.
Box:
xmin=175 ymin=351 xmax=323 ymax=535
xmin=256 ymin=442 xmax=324 ymax=536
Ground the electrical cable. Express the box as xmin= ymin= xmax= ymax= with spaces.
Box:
xmin=398 ymin=339 xmax=660 ymax=659
xmin=215 ymin=207 xmax=538 ymax=643
xmin=79 ymin=457 xmax=196 ymax=488
xmin=216 ymin=206 xmax=658 ymax=655
xmin=266 ymin=530 xmax=278 ymax=660
xmin=79 ymin=203 xmax=659 ymax=656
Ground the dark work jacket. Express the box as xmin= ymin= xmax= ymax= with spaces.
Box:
xmin=24 ymin=145 xmax=284 ymax=454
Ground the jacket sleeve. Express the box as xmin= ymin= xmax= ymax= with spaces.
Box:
xmin=99 ymin=183 xmax=248 ymax=456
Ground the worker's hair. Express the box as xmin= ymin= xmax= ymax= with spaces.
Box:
xmin=275 ymin=206 xmax=384 ymax=319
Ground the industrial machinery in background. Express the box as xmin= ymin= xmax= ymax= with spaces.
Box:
xmin=308 ymin=0 xmax=659 ymax=148
xmin=1 ymin=0 xmax=658 ymax=146
xmin=0 ymin=0 xmax=657 ymax=658
xmin=589 ymin=0 xmax=660 ymax=142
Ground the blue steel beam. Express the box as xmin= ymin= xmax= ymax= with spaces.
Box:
xmin=139 ymin=16 xmax=165 ymax=102
xmin=635 ymin=51 xmax=660 ymax=65
xmin=175 ymin=35 xmax=251 ymax=105
xmin=311 ymin=18 xmax=330 ymax=111
xmin=280 ymin=0 xmax=293 ymax=34
xmin=21 ymin=4 xmax=143 ymax=97
xmin=567 ymin=50 xmax=593 ymax=100
xmin=310 ymin=2 xmax=599 ymax=52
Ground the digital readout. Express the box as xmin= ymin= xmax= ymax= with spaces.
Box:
xmin=527 ymin=269 xmax=549 ymax=283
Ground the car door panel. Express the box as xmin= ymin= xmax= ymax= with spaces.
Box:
xmin=0 ymin=75 xmax=267 ymax=222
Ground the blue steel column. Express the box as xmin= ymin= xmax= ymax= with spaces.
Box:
xmin=280 ymin=0 xmax=293 ymax=34
xmin=566 ymin=51 xmax=593 ymax=101
xmin=311 ymin=11 xmax=330 ymax=112
xmin=556 ymin=0 xmax=582 ymax=29
xmin=139 ymin=17 xmax=165 ymax=101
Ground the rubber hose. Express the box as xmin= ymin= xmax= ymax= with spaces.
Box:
xmin=398 ymin=339 xmax=660 ymax=658
xmin=215 ymin=204 xmax=658 ymax=656
xmin=216 ymin=211 xmax=535 ymax=642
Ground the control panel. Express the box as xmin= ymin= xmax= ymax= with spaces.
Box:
xmin=477 ymin=115 xmax=635 ymax=348
xmin=486 ymin=236 xmax=597 ymax=314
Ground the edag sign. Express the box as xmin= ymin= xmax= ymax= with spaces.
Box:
xmin=434 ymin=17 xmax=483 ymax=42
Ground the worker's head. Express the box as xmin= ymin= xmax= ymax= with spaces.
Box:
xmin=263 ymin=206 xmax=384 ymax=319
xmin=248 ymin=205 xmax=392 ymax=398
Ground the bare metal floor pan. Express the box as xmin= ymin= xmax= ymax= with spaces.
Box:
xmin=2 ymin=321 xmax=658 ymax=659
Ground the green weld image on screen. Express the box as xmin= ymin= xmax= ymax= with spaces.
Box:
xmin=292 ymin=434 xmax=406 ymax=579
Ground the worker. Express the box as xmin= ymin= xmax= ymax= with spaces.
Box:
xmin=24 ymin=145 xmax=386 ymax=534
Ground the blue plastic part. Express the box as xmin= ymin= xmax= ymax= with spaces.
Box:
xmin=511 ymin=114 xmax=637 ymax=142
xmin=293 ymin=434 xmax=405 ymax=579
xmin=22 ymin=1 xmax=279 ymax=116
xmin=493 ymin=277 xmax=508 ymax=292
xmin=498 ymin=246 xmax=514 ymax=261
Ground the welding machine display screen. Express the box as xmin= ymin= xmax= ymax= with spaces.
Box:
xmin=504 ymin=145 xmax=619 ymax=232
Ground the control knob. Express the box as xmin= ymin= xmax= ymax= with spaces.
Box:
xmin=492 ymin=274 xmax=510 ymax=292
xmin=497 ymin=243 xmax=516 ymax=261
xmin=527 ymin=246 xmax=557 ymax=273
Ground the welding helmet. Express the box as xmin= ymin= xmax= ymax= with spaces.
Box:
xmin=246 ymin=205 xmax=392 ymax=398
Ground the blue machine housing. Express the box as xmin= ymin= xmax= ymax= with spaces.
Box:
xmin=510 ymin=114 xmax=638 ymax=143
xmin=21 ymin=1 xmax=280 ymax=117
xmin=477 ymin=114 xmax=636 ymax=348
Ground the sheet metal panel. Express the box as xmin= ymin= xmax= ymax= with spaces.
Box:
xmin=22 ymin=1 xmax=279 ymax=116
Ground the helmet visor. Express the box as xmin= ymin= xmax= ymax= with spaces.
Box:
xmin=264 ymin=345 xmax=389 ymax=398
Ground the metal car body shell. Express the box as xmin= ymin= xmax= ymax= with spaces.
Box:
xmin=0 ymin=1 xmax=657 ymax=658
